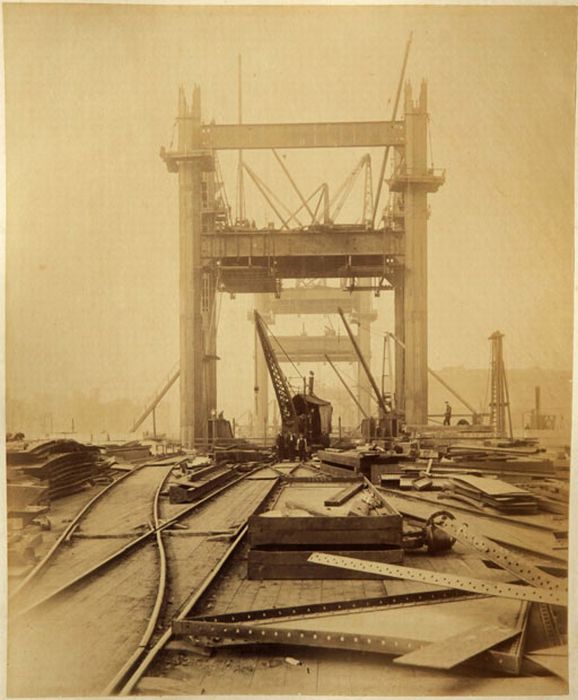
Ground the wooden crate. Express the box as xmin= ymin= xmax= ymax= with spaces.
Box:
xmin=248 ymin=513 xmax=402 ymax=548
xmin=247 ymin=483 xmax=403 ymax=580
xmin=248 ymin=547 xmax=404 ymax=580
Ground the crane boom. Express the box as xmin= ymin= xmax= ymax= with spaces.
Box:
xmin=325 ymin=354 xmax=369 ymax=419
xmin=254 ymin=310 xmax=299 ymax=433
xmin=337 ymin=307 xmax=389 ymax=417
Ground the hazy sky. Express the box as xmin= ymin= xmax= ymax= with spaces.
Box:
xmin=4 ymin=4 xmax=576 ymax=423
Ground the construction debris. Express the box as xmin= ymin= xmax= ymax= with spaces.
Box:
xmin=317 ymin=448 xmax=409 ymax=483
xmin=307 ymin=553 xmax=567 ymax=606
xmin=392 ymin=622 xmax=520 ymax=670
xmin=449 ymin=475 xmax=538 ymax=514
xmin=516 ymin=480 xmax=569 ymax=514
xmin=247 ymin=482 xmax=403 ymax=579
xmin=7 ymin=440 xmax=110 ymax=501
xmin=323 ymin=482 xmax=364 ymax=506
xmin=173 ymin=593 xmax=530 ymax=675
xmin=168 ymin=464 xmax=243 ymax=503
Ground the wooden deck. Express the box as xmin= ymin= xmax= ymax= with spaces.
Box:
xmin=135 ymin=474 xmax=568 ymax=697
xmin=10 ymin=464 xmax=174 ymax=612
xmin=9 ymin=535 xmax=161 ymax=696
xmin=7 ymin=472 xmax=277 ymax=696
xmin=6 ymin=461 xmax=567 ymax=697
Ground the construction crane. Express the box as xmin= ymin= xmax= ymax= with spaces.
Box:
xmin=254 ymin=310 xmax=332 ymax=446
xmin=337 ymin=307 xmax=399 ymax=440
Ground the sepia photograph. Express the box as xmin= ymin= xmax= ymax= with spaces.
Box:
xmin=2 ymin=3 xmax=576 ymax=698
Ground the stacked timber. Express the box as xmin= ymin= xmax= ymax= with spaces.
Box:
xmin=317 ymin=448 xmax=408 ymax=483
xmin=7 ymin=439 xmax=108 ymax=500
xmin=517 ymin=480 xmax=569 ymax=515
xmin=6 ymin=482 xmax=50 ymax=530
xmin=247 ymin=481 xmax=403 ymax=580
xmin=168 ymin=463 xmax=238 ymax=503
xmin=7 ymin=439 xmax=99 ymax=466
xmin=449 ymin=475 xmax=538 ymax=514
xmin=441 ymin=444 xmax=556 ymax=479
xmin=7 ymin=482 xmax=49 ymax=510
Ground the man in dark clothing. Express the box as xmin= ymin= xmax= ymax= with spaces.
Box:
xmin=287 ymin=433 xmax=297 ymax=461
xmin=275 ymin=432 xmax=285 ymax=461
xmin=443 ymin=401 xmax=452 ymax=426
xmin=297 ymin=434 xmax=308 ymax=462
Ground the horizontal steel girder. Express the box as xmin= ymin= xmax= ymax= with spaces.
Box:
xmin=273 ymin=298 xmax=354 ymax=315
xmin=274 ymin=335 xmax=356 ymax=363
xmin=199 ymin=120 xmax=404 ymax=150
xmin=203 ymin=228 xmax=401 ymax=260
xmin=269 ymin=297 xmax=359 ymax=315
xmin=217 ymin=260 xmax=396 ymax=287
xmin=265 ymin=287 xmax=378 ymax=318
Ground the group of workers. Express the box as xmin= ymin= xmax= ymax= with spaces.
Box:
xmin=275 ymin=432 xmax=308 ymax=462
xmin=275 ymin=403 xmax=452 ymax=462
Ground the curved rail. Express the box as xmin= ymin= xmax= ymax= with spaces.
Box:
xmin=101 ymin=465 xmax=173 ymax=695
xmin=117 ymin=525 xmax=250 ymax=696
xmin=14 ymin=467 xmax=263 ymax=618
xmin=113 ymin=474 xmax=280 ymax=695
xmin=9 ymin=464 xmax=146 ymax=600
xmin=9 ymin=461 xmax=281 ymax=698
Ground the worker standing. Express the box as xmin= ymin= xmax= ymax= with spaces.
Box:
xmin=443 ymin=401 xmax=452 ymax=426
xmin=287 ymin=433 xmax=297 ymax=461
xmin=297 ymin=434 xmax=308 ymax=463
xmin=276 ymin=431 xmax=285 ymax=462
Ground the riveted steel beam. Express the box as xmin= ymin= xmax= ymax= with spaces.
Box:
xmin=198 ymin=120 xmax=405 ymax=151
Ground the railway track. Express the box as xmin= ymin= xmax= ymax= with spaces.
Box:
xmin=112 ymin=462 xmax=305 ymax=696
xmin=9 ymin=461 xmax=175 ymax=612
xmin=7 ymin=461 xmax=281 ymax=697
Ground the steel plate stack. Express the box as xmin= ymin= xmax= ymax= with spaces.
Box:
xmin=7 ymin=439 xmax=107 ymax=500
xmin=449 ymin=475 xmax=539 ymax=514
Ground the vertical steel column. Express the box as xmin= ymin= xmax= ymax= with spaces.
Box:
xmin=179 ymin=86 xmax=206 ymax=446
xmin=394 ymin=277 xmax=405 ymax=411
xmin=203 ymin=270 xmax=218 ymax=419
xmin=356 ymin=293 xmax=373 ymax=422
xmin=402 ymin=82 xmax=429 ymax=425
